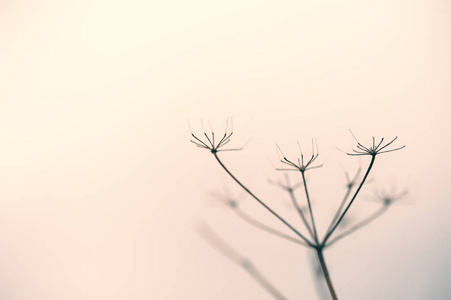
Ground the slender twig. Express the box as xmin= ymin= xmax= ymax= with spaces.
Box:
xmin=214 ymin=153 xmax=314 ymax=247
xmin=322 ymin=155 xmax=376 ymax=245
xmin=269 ymin=174 xmax=315 ymax=240
xmin=198 ymin=224 xmax=288 ymax=300
xmin=300 ymin=171 xmax=319 ymax=244
xmin=325 ymin=167 xmax=361 ymax=236
xmin=325 ymin=206 xmax=388 ymax=247
xmin=287 ymin=188 xmax=315 ymax=240
xmin=325 ymin=187 xmax=352 ymax=237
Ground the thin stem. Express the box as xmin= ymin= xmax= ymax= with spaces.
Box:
xmin=322 ymin=156 xmax=376 ymax=245
xmin=234 ymin=209 xmax=308 ymax=247
xmin=316 ymin=248 xmax=338 ymax=300
xmin=287 ymin=188 xmax=315 ymax=240
xmin=301 ymin=171 xmax=319 ymax=244
xmin=325 ymin=187 xmax=352 ymax=237
xmin=213 ymin=153 xmax=314 ymax=247
xmin=199 ymin=224 xmax=288 ymax=300
xmin=325 ymin=206 xmax=388 ymax=247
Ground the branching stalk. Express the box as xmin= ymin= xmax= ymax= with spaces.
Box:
xmin=190 ymin=123 xmax=405 ymax=300
xmin=214 ymin=153 xmax=314 ymax=247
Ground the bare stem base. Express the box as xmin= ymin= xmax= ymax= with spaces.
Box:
xmin=316 ymin=248 xmax=338 ymax=300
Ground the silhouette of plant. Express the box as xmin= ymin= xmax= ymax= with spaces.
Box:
xmin=191 ymin=119 xmax=406 ymax=300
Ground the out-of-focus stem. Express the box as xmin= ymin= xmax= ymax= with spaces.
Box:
xmin=199 ymin=224 xmax=288 ymax=300
xmin=322 ymin=155 xmax=376 ymax=245
xmin=325 ymin=206 xmax=388 ymax=247
xmin=325 ymin=187 xmax=352 ymax=236
xmin=234 ymin=208 xmax=308 ymax=247
xmin=247 ymin=264 xmax=289 ymax=300
xmin=288 ymin=188 xmax=315 ymax=240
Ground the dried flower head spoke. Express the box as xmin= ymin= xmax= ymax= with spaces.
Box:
xmin=188 ymin=118 xmax=251 ymax=153
xmin=343 ymin=167 xmax=361 ymax=188
xmin=209 ymin=190 xmax=241 ymax=209
xmin=346 ymin=130 xmax=405 ymax=156
xmin=276 ymin=139 xmax=322 ymax=172
xmin=268 ymin=173 xmax=303 ymax=191
xmin=373 ymin=189 xmax=408 ymax=207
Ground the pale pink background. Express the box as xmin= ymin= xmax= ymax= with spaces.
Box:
xmin=0 ymin=1 xmax=450 ymax=299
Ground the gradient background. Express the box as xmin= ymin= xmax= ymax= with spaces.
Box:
xmin=0 ymin=1 xmax=450 ymax=299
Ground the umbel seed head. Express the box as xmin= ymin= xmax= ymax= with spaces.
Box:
xmin=276 ymin=139 xmax=322 ymax=172
xmin=188 ymin=118 xmax=251 ymax=153
xmin=346 ymin=130 xmax=405 ymax=156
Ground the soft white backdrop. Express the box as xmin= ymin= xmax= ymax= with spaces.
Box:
xmin=0 ymin=0 xmax=450 ymax=299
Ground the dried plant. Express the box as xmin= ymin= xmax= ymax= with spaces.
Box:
xmin=191 ymin=119 xmax=406 ymax=300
